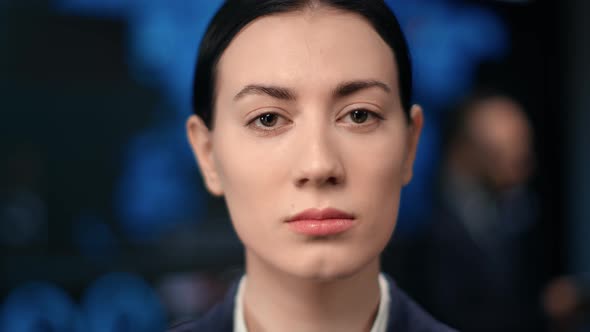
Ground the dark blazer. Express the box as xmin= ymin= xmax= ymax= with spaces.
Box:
xmin=168 ymin=275 xmax=457 ymax=332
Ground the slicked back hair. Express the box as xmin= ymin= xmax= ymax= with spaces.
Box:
xmin=192 ymin=0 xmax=413 ymax=128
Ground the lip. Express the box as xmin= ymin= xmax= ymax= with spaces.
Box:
xmin=286 ymin=208 xmax=355 ymax=236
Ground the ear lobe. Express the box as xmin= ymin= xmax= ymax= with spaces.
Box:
xmin=186 ymin=115 xmax=224 ymax=196
xmin=402 ymin=105 xmax=424 ymax=186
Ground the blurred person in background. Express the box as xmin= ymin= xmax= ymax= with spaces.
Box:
xmin=543 ymin=274 xmax=590 ymax=332
xmin=417 ymin=90 xmax=544 ymax=331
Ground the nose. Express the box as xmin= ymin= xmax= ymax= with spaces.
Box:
xmin=293 ymin=128 xmax=345 ymax=188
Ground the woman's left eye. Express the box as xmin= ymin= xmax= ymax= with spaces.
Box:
xmin=342 ymin=108 xmax=382 ymax=125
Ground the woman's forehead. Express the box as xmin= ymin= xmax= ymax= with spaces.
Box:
xmin=215 ymin=8 xmax=398 ymax=99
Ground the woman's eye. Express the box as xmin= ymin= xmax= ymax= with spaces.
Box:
xmin=247 ymin=112 xmax=290 ymax=133
xmin=349 ymin=109 xmax=370 ymax=123
xmin=342 ymin=108 xmax=382 ymax=126
xmin=258 ymin=113 xmax=279 ymax=127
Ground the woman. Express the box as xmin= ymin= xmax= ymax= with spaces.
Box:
xmin=170 ymin=0 xmax=456 ymax=331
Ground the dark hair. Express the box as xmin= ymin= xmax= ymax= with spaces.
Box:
xmin=192 ymin=0 xmax=413 ymax=128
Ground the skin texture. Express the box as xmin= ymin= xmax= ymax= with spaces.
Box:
xmin=188 ymin=6 xmax=423 ymax=332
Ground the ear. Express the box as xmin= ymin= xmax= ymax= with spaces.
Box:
xmin=186 ymin=115 xmax=224 ymax=196
xmin=402 ymin=105 xmax=424 ymax=186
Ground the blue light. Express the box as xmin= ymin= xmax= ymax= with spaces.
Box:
xmin=0 ymin=282 xmax=84 ymax=332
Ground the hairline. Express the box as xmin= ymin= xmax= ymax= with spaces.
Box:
xmin=209 ymin=4 xmax=405 ymax=129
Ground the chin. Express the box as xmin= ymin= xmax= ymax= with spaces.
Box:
xmin=276 ymin=246 xmax=380 ymax=281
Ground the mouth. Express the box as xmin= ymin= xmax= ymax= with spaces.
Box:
xmin=286 ymin=208 xmax=356 ymax=237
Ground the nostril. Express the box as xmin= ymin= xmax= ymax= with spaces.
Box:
xmin=327 ymin=176 xmax=339 ymax=185
xmin=296 ymin=178 xmax=309 ymax=187
xmin=296 ymin=175 xmax=341 ymax=187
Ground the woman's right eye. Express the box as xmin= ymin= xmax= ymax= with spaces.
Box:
xmin=247 ymin=112 xmax=291 ymax=133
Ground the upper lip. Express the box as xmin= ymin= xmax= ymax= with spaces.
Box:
xmin=287 ymin=208 xmax=355 ymax=222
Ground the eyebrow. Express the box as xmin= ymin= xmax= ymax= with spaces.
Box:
xmin=234 ymin=85 xmax=296 ymax=101
xmin=333 ymin=80 xmax=391 ymax=97
xmin=233 ymin=79 xmax=391 ymax=102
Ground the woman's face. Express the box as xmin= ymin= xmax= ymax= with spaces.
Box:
xmin=188 ymin=7 xmax=422 ymax=280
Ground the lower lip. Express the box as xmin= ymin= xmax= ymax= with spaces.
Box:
xmin=287 ymin=219 xmax=355 ymax=236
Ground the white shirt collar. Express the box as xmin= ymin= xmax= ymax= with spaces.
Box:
xmin=233 ymin=275 xmax=248 ymax=332
xmin=233 ymin=273 xmax=390 ymax=332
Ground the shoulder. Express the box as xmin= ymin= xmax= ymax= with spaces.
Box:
xmin=167 ymin=280 xmax=238 ymax=332
xmin=385 ymin=275 xmax=458 ymax=332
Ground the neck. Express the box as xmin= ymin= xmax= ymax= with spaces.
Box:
xmin=242 ymin=251 xmax=381 ymax=332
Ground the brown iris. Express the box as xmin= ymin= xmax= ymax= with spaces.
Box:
xmin=350 ymin=110 xmax=369 ymax=123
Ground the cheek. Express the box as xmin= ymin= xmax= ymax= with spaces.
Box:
xmin=346 ymin=129 xmax=408 ymax=199
xmin=211 ymin=127 xmax=291 ymax=240
xmin=213 ymin=120 xmax=287 ymax=191
xmin=344 ymin=129 xmax=408 ymax=238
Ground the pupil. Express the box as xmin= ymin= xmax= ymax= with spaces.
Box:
xmin=351 ymin=110 xmax=368 ymax=123
xmin=260 ymin=113 xmax=277 ymax=127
